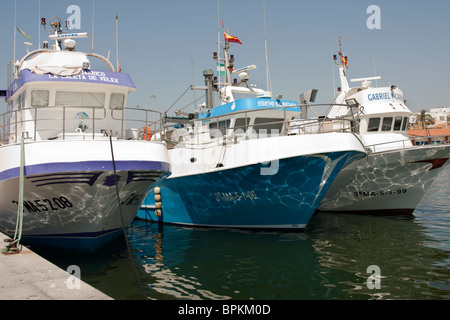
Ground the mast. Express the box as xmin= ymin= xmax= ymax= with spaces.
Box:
xmin=223 ymin=42 xmax=232 ymax=85
xmin=263 ymin=0 xmax=272 ymax=93
xmin=333 ymin=38 xmax=350 ymax=94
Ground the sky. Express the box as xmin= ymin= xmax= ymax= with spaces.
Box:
xmin=1 ymin=0 xmax=449 ymax=115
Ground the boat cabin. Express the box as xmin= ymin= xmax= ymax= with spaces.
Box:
xmin=329 ymin=79 xmax=413 ymax=151
xmin=4 ymin=49 xmax=136 ymax=143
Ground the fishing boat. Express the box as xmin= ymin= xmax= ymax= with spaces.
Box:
xmin=136 ymin=37 xmax=368 ymax=230
xmin=317 ymin=40 xmax=450 ymax=214
xmin=0 ymin=17 xmax=170 ymax=252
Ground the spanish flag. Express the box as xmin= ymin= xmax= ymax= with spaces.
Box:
xmin=222 ymin=21 xmax=242 ymax=44
xmin=342 ymin=56 xmax=348 ymax=68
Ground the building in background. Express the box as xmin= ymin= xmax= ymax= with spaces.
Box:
xmin=408 ymin=107 xmax=449 ymax=145
xmin=429 ymin=107 xmax=450 ymax=127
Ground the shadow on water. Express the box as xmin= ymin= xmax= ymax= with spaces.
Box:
xmin=34 ymin=167 xmax=449 ymax=300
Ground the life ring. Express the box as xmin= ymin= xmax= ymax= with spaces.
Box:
xmin=144 ymin=125 xmax=151 ymax=140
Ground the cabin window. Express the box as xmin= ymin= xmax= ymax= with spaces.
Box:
xmin=253 ymin=118 xmax=284 ymax=135
xmin=233 ymin=117 xmax=250 ymax=132
xmin=55 ymin=91 xmax=105 ymax=107
xmin=31 ymin=90 xmax=49 ymax=107
xmin=367 ymin=118 xmax=380 ymax=132
xmin=381 ymin=117 xmax=393 ymax=131
xmin=110 ymin=93 xmax=125 ymax=109
xmin=209 ymin=119 xmax=231 ymax=137
xmin=393 ymin=116 xmax=402 ymax=131
xmin=232 ymin=92 xmax=258 ymax=101
xmin=15 ymin=92 xmax=26 ymax=110
xmin=401 ymin=117 xmax=408 ymax=131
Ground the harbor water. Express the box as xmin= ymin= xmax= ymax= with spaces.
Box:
xmin=35 ymin=165 xmax=450 ymax=300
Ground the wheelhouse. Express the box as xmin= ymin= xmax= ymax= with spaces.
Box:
xmin=1 ymin=48 xmax=162 ymax=144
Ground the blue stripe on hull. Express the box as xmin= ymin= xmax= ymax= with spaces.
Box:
xmin=19 ymin=228 xmax=124 ymax=253
xmin=0 ymin=164 xmax=170 ymax=252
xmin=137 ymin=151 xmax=363 ymax=229
xmin=0 ymin=160 xmax=171 ymax=182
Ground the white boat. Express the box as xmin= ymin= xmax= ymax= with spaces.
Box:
xmin=136 ymin=40 xmax=368 ymax=230
xmin=0 ymin=17 xmax=170 ymax=252
xmin=317 ymin=41 xmax=450 ymax=214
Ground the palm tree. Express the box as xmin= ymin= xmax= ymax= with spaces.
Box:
xmin=415 ymin=109 xmax=434 ymax=131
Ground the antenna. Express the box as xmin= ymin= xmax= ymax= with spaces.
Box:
xmin=350 ymin=76 xmax=381 ymax=82
xmin=24 ymin=42 xmax=33 ymax=53
xmin=13 ymin=0 xmax=17 ymax=65
xmin=92 ymin=0 xmax=95 ymax=52
xmin=231 ymin=64 xmax=257 ymax=74
xmin=263 ymin=0 xmax=272 ymax=93
xmin=217 ymin=0 xmax=221 ymax=93
xmin=331 ymin=41 xmax=335 ymax=99
xmin=38 ymin=0 xmax=41 ymax=48
xmin=192 ymin=57 xmax=197 ymax=108
xmin=115 ymin=0 xmax=120 ymax=72
xmin=372 ymin=55 xmax=378 ymax=87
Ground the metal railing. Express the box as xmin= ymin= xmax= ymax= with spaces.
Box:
xmin=163 ymin=103 xmax=357 ymax=147
xmin=0 ymin=105 xmax=165 ymax=145
xmin=111 ymin=106 xmax=165 ymax=140
xmin=367 ymin=138 xmax=413 ymax=153
xmin=353 ymin=134 xmax=448 ymax=154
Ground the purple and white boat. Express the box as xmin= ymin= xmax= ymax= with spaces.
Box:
xmin=0 ymin=17 xmax=170 ymax=252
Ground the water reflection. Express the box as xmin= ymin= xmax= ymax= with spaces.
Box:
xmin=35 ymin=166 xmax=449 ymax=300
xmin=307 ymin=213 xmax=449 ymax=299
xmin=128 ymin=223 xmax=322 ymax=300
xmin=126 ymin=209 xmax=449 ymax=300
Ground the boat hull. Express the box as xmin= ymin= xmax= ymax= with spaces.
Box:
xmin=137 ymin=150 xmax=364 ymax=230
xmin=318 ymin=144 xmax=450 ymax=215
xmin=0 ymin=140 xmax=170 ymax=252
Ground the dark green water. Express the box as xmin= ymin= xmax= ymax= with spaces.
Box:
xmin=35 ymin=165 xmax=450 ymax=300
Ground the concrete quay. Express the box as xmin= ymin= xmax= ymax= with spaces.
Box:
xmin=0 ymin=232 xmax=112 ymax=300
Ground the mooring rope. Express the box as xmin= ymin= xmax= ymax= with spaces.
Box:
xmin=2 ymin=135 xmax=25 ymax=254
xmin=109 ymin=135 xmax=148 ymax=299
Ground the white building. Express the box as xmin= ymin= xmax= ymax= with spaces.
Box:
xmin=429 ymin=107 xmax=450 ymax=125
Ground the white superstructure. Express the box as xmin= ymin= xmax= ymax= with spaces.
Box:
xmin=318 ymin=40 xmax=449 ymax=214
xmin=0 ymin=17 xmax=170 ymax=252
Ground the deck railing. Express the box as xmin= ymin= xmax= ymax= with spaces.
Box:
xmin=0 ymin=105 xmax=164 ymax=144
xmin=162 ymin=103 xmax=358 ymax=147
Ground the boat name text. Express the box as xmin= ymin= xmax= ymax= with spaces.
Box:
xmin=47 ymin=71 xmax=120 ymax=83
xmin=257 ymin=100 xmax=297 ymax=107
xmin=12 ymin=196 xmax=73 ymax=212
xmin=354 ymin=189 xmax=407 ymax=198
xmin=367 ymin=92 xmax=391 ymax=101
xmin=215 ymin=190 xmax=258 ymax=203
